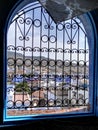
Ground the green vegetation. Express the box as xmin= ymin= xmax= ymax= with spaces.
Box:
xmin=15 ymin=81 xmax=31 ymax=93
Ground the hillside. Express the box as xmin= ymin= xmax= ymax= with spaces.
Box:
xmin=7 ymin=51 xmax=47 ymax=60
xmin=7 ymin=51 xmax=89 ymax=74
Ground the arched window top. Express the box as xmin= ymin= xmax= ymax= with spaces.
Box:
xmin=7 ymin=1 xmax=95 ymax=50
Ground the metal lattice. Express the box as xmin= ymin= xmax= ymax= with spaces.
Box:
xmin=7 ymin=2 xmax=89 ymax=115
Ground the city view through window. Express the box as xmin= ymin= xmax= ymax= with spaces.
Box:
xmin=6 ymin=2 xmax=90 ymax=117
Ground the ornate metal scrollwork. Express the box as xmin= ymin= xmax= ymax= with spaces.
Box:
xmin=7 ymin=2 xmax=89 ymax=113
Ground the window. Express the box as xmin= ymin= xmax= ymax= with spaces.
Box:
xmin=3 ymin=0 xmax=98 ymax=124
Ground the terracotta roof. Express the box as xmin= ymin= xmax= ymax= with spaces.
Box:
xmin=11 ymin=91 xmax=45 ymax=102
xmin=13 ymin=94 xmax=29 ymax=101
xmin=32 ymin=90 xmax=45 ymax=99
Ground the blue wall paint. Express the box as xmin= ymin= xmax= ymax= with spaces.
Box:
xmin=1 ymin=0 xmax=98 ymax=126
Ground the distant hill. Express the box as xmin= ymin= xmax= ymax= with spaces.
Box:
xmin=7 ymin=51 xmax=23 ymax=58
xmin=7 ymin=51 xmax=48 ymax=60
xmin=7 ymin=51 xmax=89 ymax=74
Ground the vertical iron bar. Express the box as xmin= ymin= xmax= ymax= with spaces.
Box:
xmin=69 ymin=19 xmax=73 ymax=107
xmin=31 ymin=9 xmax=34 ymax=109
xmin=39 ymin=7 xmax=42 ymax=107
xmin=47 ymin=13 xmax=50 ymax=109
xmin=22 ymin=12 xmax=26 ymax=107
xmin=55 ymin=23 xmax=57 ymax=107
xmin=14 ymin=20 xmax=17 ymax=108
xmin=77 ymin=22 xmax=79 ymax=107
xmin=84 ymin=34 xmax=87 ymax=106
xmin=62 ymin=21 xmax=65 ymax=108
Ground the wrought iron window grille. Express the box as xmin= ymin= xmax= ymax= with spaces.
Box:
xmin=6 ymin=1 xmax=93 ymax=118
